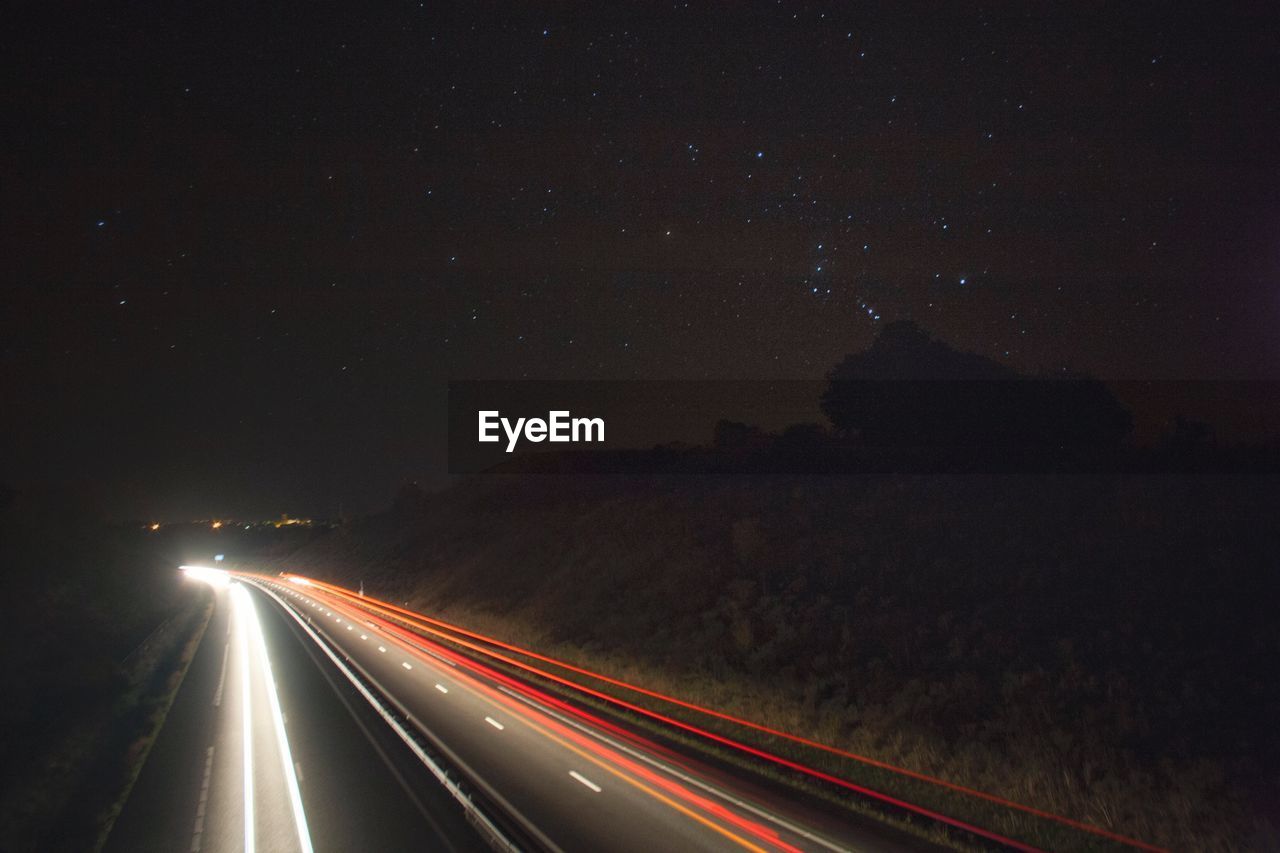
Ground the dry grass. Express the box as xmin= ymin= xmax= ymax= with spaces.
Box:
xmin=286 ymin=473 xmax=1280 ymax=851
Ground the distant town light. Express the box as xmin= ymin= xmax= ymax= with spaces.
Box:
xmin=211 ymin=520 xmax=223 ymax=529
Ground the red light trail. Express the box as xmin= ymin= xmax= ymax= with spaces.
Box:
xmin=276 ymin=573 xmax=1166 ymax=852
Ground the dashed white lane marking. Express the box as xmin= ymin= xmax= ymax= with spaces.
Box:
xmin=402 ymin=662 xmax=413 ymax=670
xmin=213 ymin=643 xmax=229 ymax=707
xmin=434 ymin=684 xmax=449 ymax=694
xmin=378 ymin=646 xmax=386 ymax=653
xmin=485 ymin=716 xmax=505 ymax=730
xmin=495 ymin=685 xmax=850 ymax=853
xmin=360 ymin=634 xmax=367 ymax=640
xmin=346 ymin=625 xmax=353 ymax=631
xmin=189 ymin=745 xmax=215 ymax=851
xmin=569 ymin=771 xmax=602 ymax=793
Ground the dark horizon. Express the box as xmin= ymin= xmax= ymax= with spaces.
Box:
xmin=5 ymin=2 xmax=1279 ymax=519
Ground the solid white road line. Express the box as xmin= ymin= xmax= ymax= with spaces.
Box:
xmin=243 ymin=586 xmax=315 ymax=853
xmin=235 ymin=587 xmax=254 ymax=853
xmin=569 ymin=771 xmax=602 ymax=793
xmin=250 ymin=582 xmax=527 ymax=853
xmin=485 ymin=717 xmax=505 ymax=731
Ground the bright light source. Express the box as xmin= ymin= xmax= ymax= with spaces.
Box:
xmin=211 ymin=521 xmax=223 ymax=529
xmin=232 ymin=584 xmax=254 ymax=853
xmin=149 ymin=523 xmax=161 ymax=531
xmin=235 ymin=584 xmax=314 ymax=853
xmin=214 ymin=554 xmax=225 ymax=562
xmin=287 ymin=576 xmax=312 ymax=586
xmin=180 ymin=565 xmax=229 ymax=587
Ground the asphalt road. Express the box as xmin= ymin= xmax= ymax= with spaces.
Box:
xmin=258 ymin=576 xmax=938 ymax=853
xmin=106 ymin=576 xmax=487 ymax=853
xmin=107 ymin=568 xmax=941 ymax=852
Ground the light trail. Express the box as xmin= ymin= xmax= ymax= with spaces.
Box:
xmin=180 ymin=565 xmax=230 ymax=588
xmin=232 ymin=582 xmax=314 ymax=853
xmin=295 ymin=574 xmax=1165 ymax=853
xmin=234 ymin=584 xmax=254 ymax=853
xmin=247 ymin=581 xmax=543 ymax=852
xmin=291 ymin=579 xmax=1042 ymax=851
xmin=243 ymin=585 xmax=315 ymax=853
xmin=294 ymin=586 xmax=808 ymax=853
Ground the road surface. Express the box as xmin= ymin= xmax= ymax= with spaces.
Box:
xmin=106 ymin=575 xmax=487 ymax=852
xmin=108 ymin=568 xmax=940 ymax=852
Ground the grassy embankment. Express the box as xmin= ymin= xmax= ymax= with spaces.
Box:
xmin=0 ymin=500 xmax=210 ymax=852
xmin=282 ymin=473 xmax=1280 ymax=851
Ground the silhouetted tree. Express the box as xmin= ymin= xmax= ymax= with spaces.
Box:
xmin=776 ymin=422 xmax=829 ymax=450
xmin=821 ymin=321 xmax=1131 ymax=450
xmin=712 ymin=419 xmax=768 ymax=451
xmin=1160 ymin=415 xmax=1216 ymax=453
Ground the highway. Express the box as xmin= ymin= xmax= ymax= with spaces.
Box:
xmin=107 ymin=566 xmax=941 ymax=853
xmin=106 ymin=570 xmax=487 ymax=853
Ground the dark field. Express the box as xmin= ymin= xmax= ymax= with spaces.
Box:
xmin=282 ymin=473 xmax=1280 ymax=850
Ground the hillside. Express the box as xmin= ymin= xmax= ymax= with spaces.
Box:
xmin=280 ymin=472 xmax=1280 ymax=850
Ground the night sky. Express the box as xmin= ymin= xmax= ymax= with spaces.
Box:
xmin=3 ymin=2 xmax=1278 ymax=519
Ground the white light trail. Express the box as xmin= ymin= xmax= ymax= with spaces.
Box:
xmin=181 ymin=565 xmax=230 ymax=587
xmin=232 ymin=583 xmax=314 ymax=853
xmin=243 ymin=586 xmax=314 ymax=853
xmin=234 ymin=585 xmax=254 ymax=853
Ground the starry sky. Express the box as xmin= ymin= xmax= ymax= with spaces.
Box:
xmin=3 ymin=2 xmax=1278 ymax=519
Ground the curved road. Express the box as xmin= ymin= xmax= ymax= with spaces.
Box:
xmin=108 ymin=570 xmax=940 ymax=852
